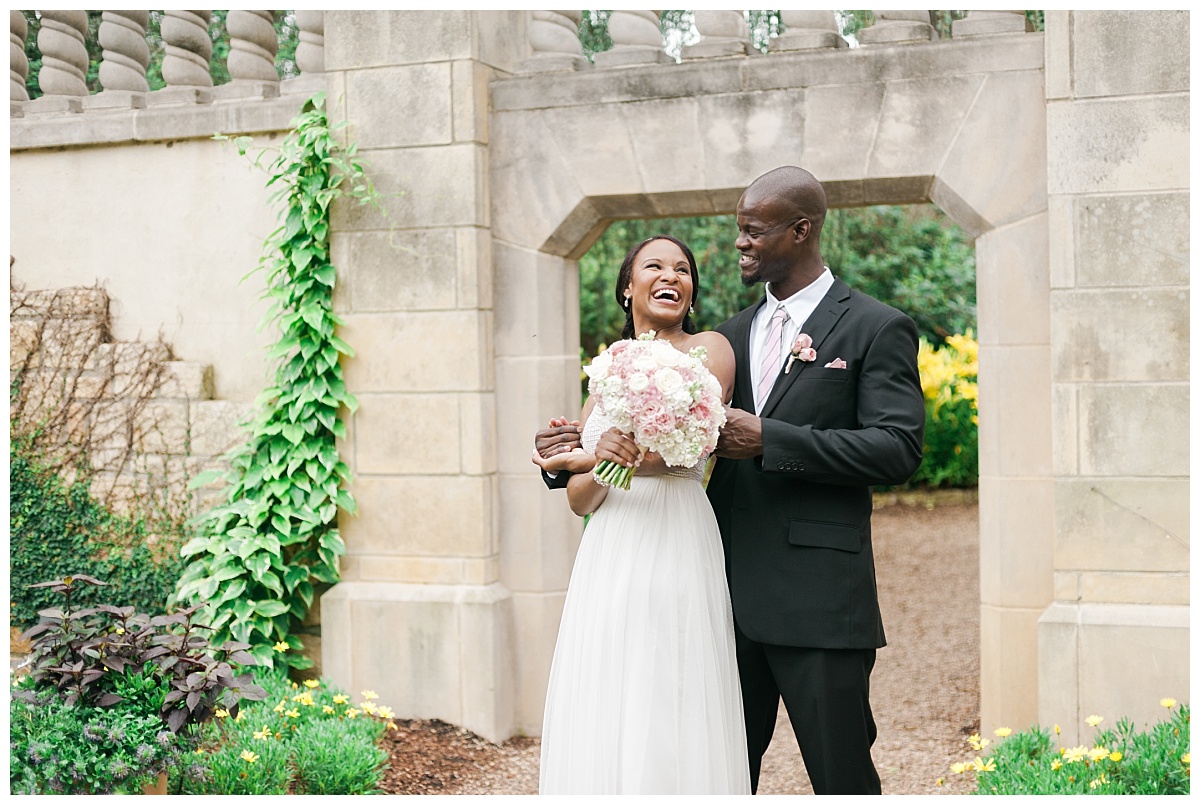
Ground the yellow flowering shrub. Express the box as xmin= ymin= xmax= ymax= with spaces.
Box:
xmin=911 ymin=332 xmax=978 ymax=488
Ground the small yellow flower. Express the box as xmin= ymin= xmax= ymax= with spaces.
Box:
xmin=195 ymin=748 xmax=206 ymax=755
xmin=1182 ymin=753 xmax=1190 ymax=766
xmin=322 ymin=705 xmax=335 ymax=714
xmin=1054 ymin=724 xmax=1061 ymax=735
xmin=1051 ymin=759 xmax=1062 ymax=771
xmin=936 ymin=777 xmax=944 ymax=786
xmin=361 ymin=690 xmax=379 ymax=701
xmin=994 ymin=727 xmax=1012 ymax=738
xmin=1089 ymin=746 xmax=1109 ymax=763
xmin=304 ymin=680 xmax=319 ymax=689
xmin=1089 ymin=773 xmax=1108 ymax=789
xmin=346 ymin=708 xmax=360 ymax=719
xmin=333 ymin=694 xmax=349 ymax=705
xmin=235 ymin=710 xmax=245 ymax=722
xmin=1064 ymin=746 xmax=1088 ymax=764
xmin=254 ymin=726 xmax=271 ymax=741
xmin=972 ymin=757 xmax=996 ymax=773
xmin=115 ymin=627 xmax=125 ymax=634
xmin=273 ymin=641 xmax=290 ymax=653
xmin=1161 ymin=698 xmax=1178 ymax=709
xmin=376 ymin=705 xmax=395 ymax=719
xmin=285 ymin=709 xmax=300 ymax=718
xmin=215 ymin=708 xmax=230 ymax=719
xmin=360 ymin=701 xmax=377 ymax=715
xmin=950 ymin=762 xmax=969 ymax=774
xmin=387 ymin=721 xmax=398 ymax=731
xmin=273 ymin=702 xmax=285 ymax=714
xmin=240 ymin=750 xmax=259 ymax=764
xmin=1109 ymin=751 xmax=1123 ymax=762
xmin=1085 ymin=715 xmax=1103 ymax=728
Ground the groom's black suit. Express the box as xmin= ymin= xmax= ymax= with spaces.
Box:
xmin=705 ymin=277 xmax=924 ymax=793
xmin=542 ymin=276 xmax=924 ymax=794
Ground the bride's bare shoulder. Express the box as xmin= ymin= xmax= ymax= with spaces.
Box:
xmin=686 ymin=330 xmax=733 ymax=359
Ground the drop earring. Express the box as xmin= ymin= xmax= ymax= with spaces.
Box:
xmin=624 ymin=296 xmax=631 ymax=309
xmin=689 ymin=305 xmax=695 ymax=315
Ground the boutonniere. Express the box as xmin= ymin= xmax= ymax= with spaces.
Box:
xmin=784 ymin=333 xmax=816 ymax=373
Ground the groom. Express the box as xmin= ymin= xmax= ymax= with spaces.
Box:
xmin=535 ymin=166 xmax=925 ymax=794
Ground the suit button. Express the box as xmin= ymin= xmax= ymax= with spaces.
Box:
xmin=777 ymin=462 xmax=784 ymax=470
xmin=798 ymin=464 xmax=805 ymax=472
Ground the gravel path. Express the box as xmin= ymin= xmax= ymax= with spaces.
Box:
xmin=382 ymin=500 xmax=981 ymax=795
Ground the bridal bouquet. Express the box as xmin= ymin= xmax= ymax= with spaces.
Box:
xmin=584 ymin=331 xmax=726 ymax=490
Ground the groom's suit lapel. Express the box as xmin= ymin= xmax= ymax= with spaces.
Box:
xmin=760 ymin=278 xmax=852 ymax=419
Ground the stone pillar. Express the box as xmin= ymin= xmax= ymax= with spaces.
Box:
xmin=682 ymin=10 xmax=754 ymax=59
xmin=221 ymin=10 xmax=279 ymax=99
xmin=513 ymin=11 xmax=588 ymax=74
xmin=29 ymin=10 xmax=88 ymax=114
xmin=11 ymin=10 xmax=29 ymax=106
xmin=953 ymin=11 xmax=1032 ymax=39
xmin=856 ymin=11 xmax=937 ymax=45
xmin=158 ymin=10 xmax=213 ymax=105
xmin=295 ymin=11 xmax=324 ymax=74
xmin=772 ymin=11 xmax=846 ymax=52
xmin=1039 ymin=10 xmax=1190 ymax=746
xmin=594 ymin=11 xmax=670 ymax=67
xmin=89 ymin=11 xmax=149 ymax=111
xmin=320 ymin=10 xmax=528 ymax=744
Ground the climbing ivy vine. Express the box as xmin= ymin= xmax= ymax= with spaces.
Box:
xmin=173 ymin=92 xmax=375 ymax=669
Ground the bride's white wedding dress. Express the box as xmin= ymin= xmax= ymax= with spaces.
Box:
xmin=539 ymin=409 xmax=751 ymax=794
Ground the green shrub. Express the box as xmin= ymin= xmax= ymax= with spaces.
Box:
xmin=9 ymin=690 xmax=181 ymax=795
xmin=9 ymin=432 xmax=186 ymax=631
xmin=953 ymin=702 xmax=1190 ymax=795
xmin=183 ymin=668 xmax=393 ymax=794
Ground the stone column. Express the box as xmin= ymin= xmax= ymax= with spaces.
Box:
xmin=11 ymin=10 xmax=29 ymax=107
xmin=594 ymin=10 xmax=670 ymax=67
xmin=1038 ymin=10 xmax=1190 ymax=746
xmin=513 ymin=11 xmax=588 ymax=74
xmin=857 ymin=11 xmax=937 ymax=45
xmin=953 ymin=11 xmax=1033 ymax=38
xmin=89 ymin=11 xmax=150 ymax=110
xmin=772 ymin=11 xmax=846 ymax=52
xmin=29 ymin=10 xmax=88 ymax=114
xmin=158 ymin=10 xmax=213 ymax=105
xmin=285 ymin=10 xmax=326 ymax=96
xmin=221 ymin=10 xmax=280 ymax=99
xmin=320 ymin=10 xmax=528 ymax=744
xmin=682 ymin=10 xmax=754 ymax=59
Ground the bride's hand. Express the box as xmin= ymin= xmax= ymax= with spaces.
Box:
xmin=532 ymin=447 xmax=595 ymax=475
xmin=595 ymin=428 xmax=641 ymax=469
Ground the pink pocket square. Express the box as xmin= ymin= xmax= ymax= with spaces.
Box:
xmin=824 ymin=358 xmax=848 ymax=369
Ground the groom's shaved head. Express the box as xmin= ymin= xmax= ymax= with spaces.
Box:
xmin=742 ymin=166 xmax=828 ymax=231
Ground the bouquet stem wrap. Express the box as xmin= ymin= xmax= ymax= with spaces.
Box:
xmin=584 ymin=331 xmax=726 ymax=491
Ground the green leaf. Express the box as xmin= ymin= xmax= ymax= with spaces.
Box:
xmin=335 ymin=489 xmax=357 ymax=515
xmin=232 ymin=597 xmax=256 ymax=622
xmin=314 ymin=263 xmax=336 ymax=287
xmin=246 ymin=552 xmax=271 ymax=581
xmin=180 ymin=537 xmax=211 ymax=558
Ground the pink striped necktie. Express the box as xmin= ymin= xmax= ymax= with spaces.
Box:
xmin=758 ymin=304 xmax=789 ymax=410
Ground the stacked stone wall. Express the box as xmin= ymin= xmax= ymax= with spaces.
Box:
xmin=10 ymin=284 xmax=252 ymax=523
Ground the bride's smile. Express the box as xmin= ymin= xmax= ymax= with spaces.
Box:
xmin=624 ymin=238 xmax=695 ymax=335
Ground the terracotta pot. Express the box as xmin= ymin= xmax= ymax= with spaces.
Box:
xmin=141 ymin=772 xmax=168 ymax=795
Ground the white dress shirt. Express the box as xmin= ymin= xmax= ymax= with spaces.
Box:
xmin=749 ymin=267 xmax=835 ymax=413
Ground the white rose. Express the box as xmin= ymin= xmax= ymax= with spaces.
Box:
xmin=633 ymin=354 xmax=658 ymax=373
xmin=652 ymin=341 xmax=684 ymax=367
xmin=584 ymin=349 xmax=612 ymax=379
xmin=628 ymin=373 xmax=650 ymax=393
xmin=654 ymin=368 xmax=683 ymax=395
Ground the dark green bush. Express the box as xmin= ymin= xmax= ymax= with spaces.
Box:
xmin=9 ymin=432 xmax=186 ymax=630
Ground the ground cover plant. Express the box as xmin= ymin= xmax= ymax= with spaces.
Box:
xmin=180 ymin=667 xmax=392 ymax=794
xmin=947 ymin=700 xmax=1190 ymax=794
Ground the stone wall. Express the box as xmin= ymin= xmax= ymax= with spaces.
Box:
xmin=1038 ymin=10 xmax=1190 ymax=745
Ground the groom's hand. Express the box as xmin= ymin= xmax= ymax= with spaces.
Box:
xmin=715 ymin=406 xmax=764 ymax=459
xmin=535 ymin=417 xmax=582 ymax=459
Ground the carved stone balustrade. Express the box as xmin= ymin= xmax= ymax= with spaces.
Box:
xmin=158 ymin=10 xmax=214 ymax=106
xmin=90 ymin=11 xmax=150 ymax=111
xmin=515 ymin=10 xmax=588 ymax=74
xmin=772 ymin=11 xmax=846 ymax=52
xmin=953 ymin=11 xmax=1034 ymax=38
xmin=857 ymin=11 xmax=937 ymax=46
xmin=11 ymin=11 xmax=29 ymax=106
xmin=287 ymin=10 xmax=325 ymax=95
xmin=595 ymin=11 xmax=670 ymax=67
xmin=682 ymin=10 xmax=754 ymax=59
xmin=223 ymin=10 xmax=280 ymax=99
xmin=30 ymin=11 xmax=88 ymax=114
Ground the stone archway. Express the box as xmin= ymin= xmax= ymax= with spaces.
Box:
xmin=490 ymin=33 xmax=1050 ymax=735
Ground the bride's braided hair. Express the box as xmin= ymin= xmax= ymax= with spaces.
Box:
xmin=615 ymin=234 xmax=700 ymax=340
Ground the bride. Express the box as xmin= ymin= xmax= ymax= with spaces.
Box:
xmin=532 ymin=235 xmax=750 ymax=794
